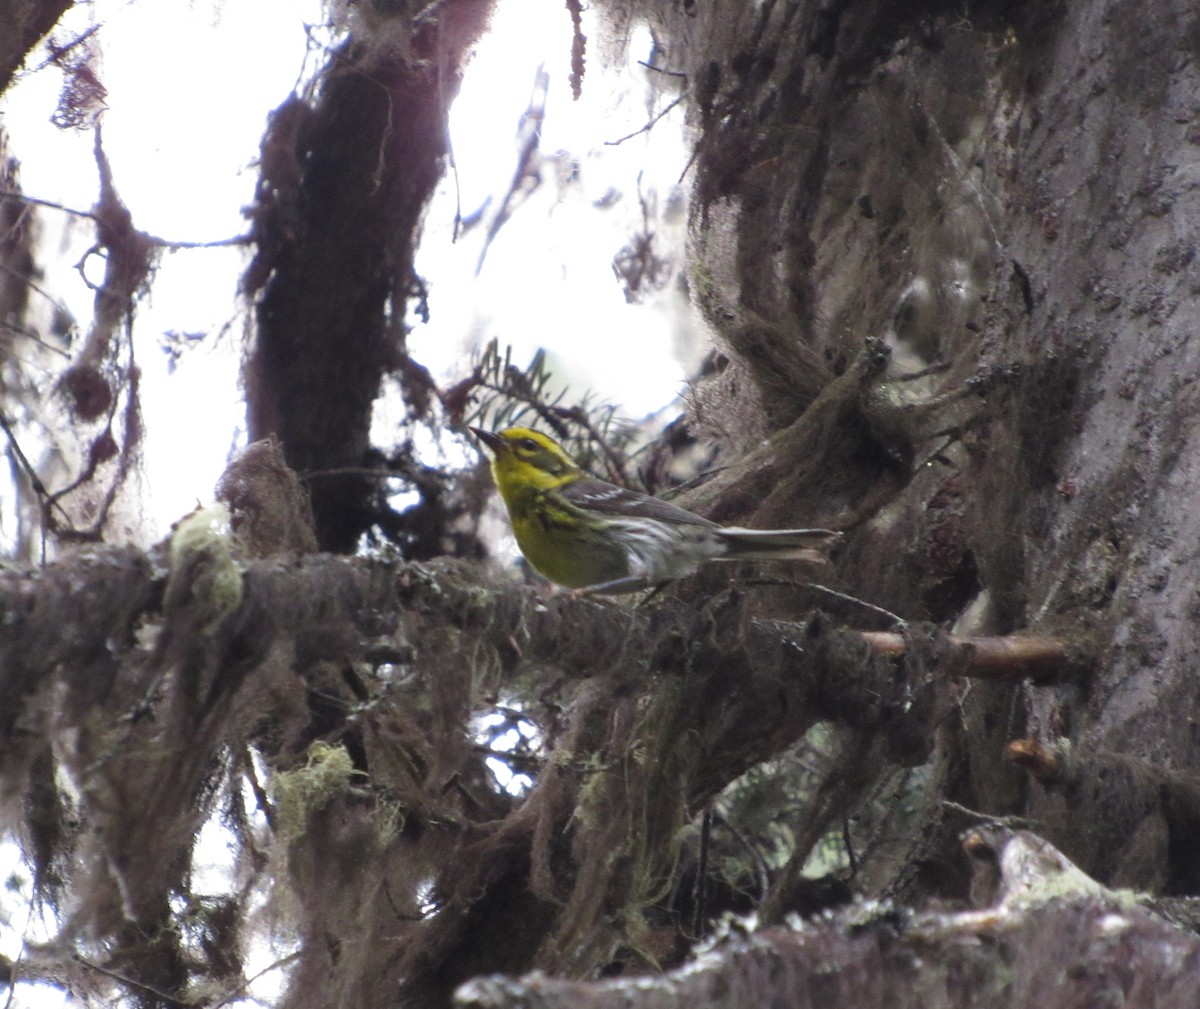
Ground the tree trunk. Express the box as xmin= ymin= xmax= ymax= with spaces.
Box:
xmin=243 ymin=2 xmax=495 ymax=552
xmin=631 ymin=0 xmax=1200 ymax=899
xmin=0 ymin=0 xmax=71 ymax=95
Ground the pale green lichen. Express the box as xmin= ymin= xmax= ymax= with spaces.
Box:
xmin=167 ymin=503 xmax=244 ymax=636
xmin=272 ymin=741 xmax=360 ymax=841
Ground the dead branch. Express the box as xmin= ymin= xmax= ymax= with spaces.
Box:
xmin=859 ymin=631 xmax=1070 ymax=682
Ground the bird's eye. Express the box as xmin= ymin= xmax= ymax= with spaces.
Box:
xmin=520 ymin=438 xmax=539 ymax=452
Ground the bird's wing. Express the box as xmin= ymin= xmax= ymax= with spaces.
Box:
xmin=559 ymin=477 xmax=717 ymax=527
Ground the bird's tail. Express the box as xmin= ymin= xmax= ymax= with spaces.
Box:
xmin=715 ymin=527 xmax=842 ymax=564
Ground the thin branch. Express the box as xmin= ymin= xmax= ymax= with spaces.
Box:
xmin=710 ymin=807 xmax=771 ymax=903
xmin=941 ymin=800 xmax=1039 ymax=830
xmin=690 ymin=807 xmax=711 ymax=939
xmin=638 ymin=61 xmax=687 ymax=78
xmin=0 ymin=319 xmax=72 ymax=358
xmin=0 ymin=413 xmax=76 ymax=541
xmin=0 ymin=261 xmax=78 ymax=323
xmin=73 ymin=955 xmax=185 ymax=1008
xmin=0 ymin=413 xmax=50 ymax=497
xmin=209 ymin=951 xmax=303 ymax=1009
xmin=474 ymin=65 xmax=549 ymax=274
xmin=148 ymin=232 xmax=251 ymax=250
xmin=302 ymin=466 xmax=420 ymax=481
xmin=842 ymin=817 xmax=858 ymax=875
xmin=800 ymin=583 xmax=908 ymax=629
xmin=473 ymin=743 xmax=545 ymax=774
xmin=678 ymin=141 xmax=702 ymax=183
xmin=0 ymin=190 xmax=250 ymax=249
xmin=0 ymin=188 xmax=97 ymax=221
xmin=566 ymin=0 xmax=585 ymax=100
xmin=605 ymin=93 xmax=685 ymax=146
xmin=30 ymin=24 xmax=102 ymax=74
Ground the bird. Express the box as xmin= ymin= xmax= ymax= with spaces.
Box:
xmin=469 ymin=426 xmax=841 ymax=594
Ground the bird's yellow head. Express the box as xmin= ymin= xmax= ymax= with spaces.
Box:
xmin=469 ymin=427 xmax=581 ymax=500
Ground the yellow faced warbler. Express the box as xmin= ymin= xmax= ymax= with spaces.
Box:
xmin=470 ymin=426 xmax=841 ymax=594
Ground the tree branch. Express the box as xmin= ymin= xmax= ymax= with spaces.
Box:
xmin=455 ymin=897 xmax=1200 ymax=1009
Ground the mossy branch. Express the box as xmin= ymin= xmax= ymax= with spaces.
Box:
xmin=0 ymin=549 xmax=1085 ymax=754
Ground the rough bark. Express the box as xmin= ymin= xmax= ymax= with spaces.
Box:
xmin=602 ymin=0 xmax=1200 ymax=903
xmin=456 ymin=827 xmax=1200 ymax=1008
xmin=457 ymin=898 xmax=1200 ymax=1009
xmin=0 ymin=0 xmax=71 ymax=96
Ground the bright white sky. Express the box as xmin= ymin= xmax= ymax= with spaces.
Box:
xmin=1 ymin=0 xmax=696 ymax=544
xmin=0 ymin=2 xmax=695 ymax=1003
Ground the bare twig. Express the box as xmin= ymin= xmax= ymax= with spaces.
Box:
xmin=0 ymin=190 xmax=249 ymax=249
xmin=638 ymin=61 xmax=687 ymax=78
xmin=942 ymin=800 xmax=1038 ymax=830
xmin=801 ymin=583 xmax=908 ymax=629
xmin=605 ymin=93 xmax=685 ymax=146
xmin=209 ymin=951 xmax=303 ymax=1009
xmin=73 ymin=955 xmax=185 ymax=1008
